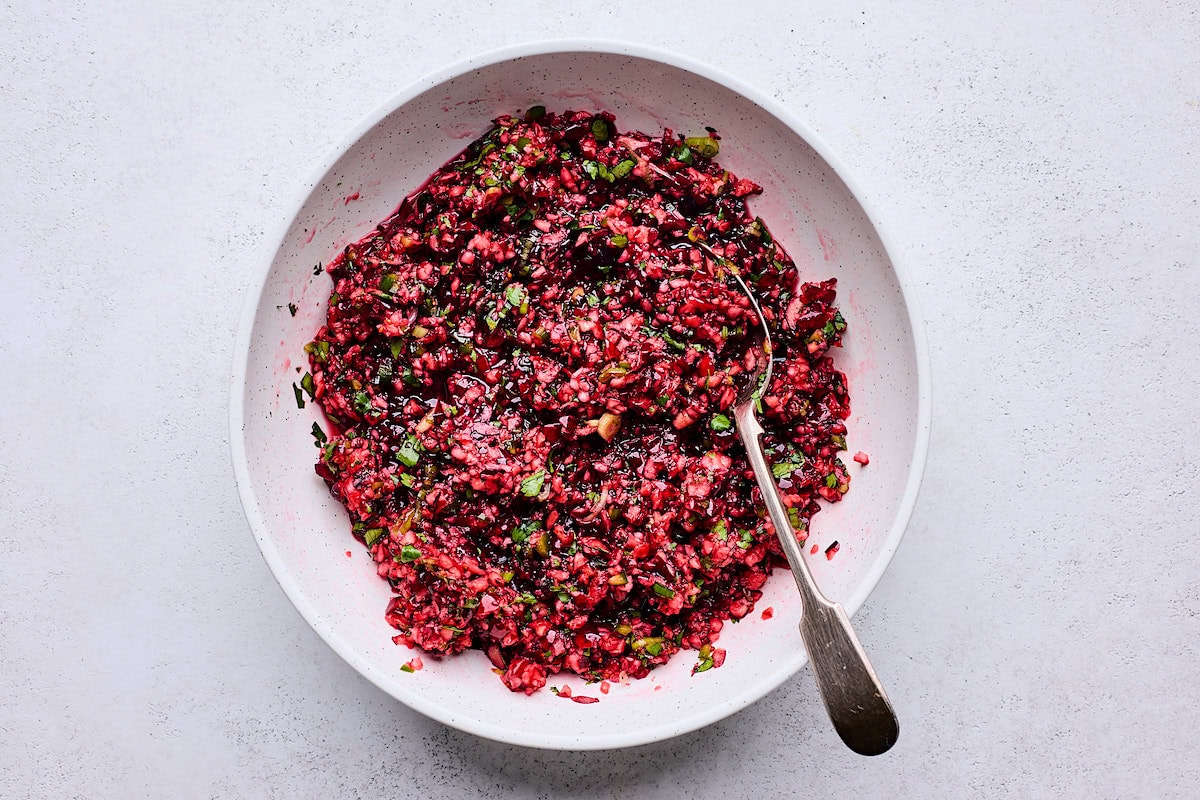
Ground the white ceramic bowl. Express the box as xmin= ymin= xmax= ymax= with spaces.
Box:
xmin=231 ymin=41 xmax=930 ymax=750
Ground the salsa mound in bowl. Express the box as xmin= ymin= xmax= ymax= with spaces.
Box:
xmin=231 ymin=43 xmax=929 ymax=751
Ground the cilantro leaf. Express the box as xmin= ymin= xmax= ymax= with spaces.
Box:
xmin=520 ymin=469 xmax=547 ymax=497
xmin=395 ymin=437 xmax=421 ymax=467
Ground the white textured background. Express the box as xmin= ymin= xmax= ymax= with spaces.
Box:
xmin=2 ymin=1 xmax=1198 ymax=797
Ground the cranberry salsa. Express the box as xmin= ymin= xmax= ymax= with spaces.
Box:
xmin=304 ymin=108 xmax=853 ymax=694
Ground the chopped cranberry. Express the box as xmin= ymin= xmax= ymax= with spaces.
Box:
xmin=309 ymin=109 xmax=853 ymax=693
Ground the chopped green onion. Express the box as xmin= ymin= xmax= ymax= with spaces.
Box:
xmin=786 ymin=506 xmax=803 ymax=530
xmin=611 ymin=159 xmax=636 ymax=178
xmin=304 ymin=339 xmax=330 ymax=363
xmin=652 ymin=582 xmax=676 ymax=599
xmin=609 ymin=234 xmax=628 ymax=248
xmin=683 ymin=136 xmax=719 ymax=158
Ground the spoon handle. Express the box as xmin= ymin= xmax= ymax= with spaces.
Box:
xmin=733 ymin=404 xmax=899 ymax=756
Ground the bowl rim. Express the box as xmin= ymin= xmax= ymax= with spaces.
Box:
xmin=229 ymin=38 xmax=932 ymax=751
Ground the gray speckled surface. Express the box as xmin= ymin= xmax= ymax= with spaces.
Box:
xmin=2 ymin=1 xmax=1198 ymax=797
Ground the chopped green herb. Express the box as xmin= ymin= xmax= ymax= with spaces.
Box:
xmin=771 ymin=456 xmax=805 ymax=479
xmin=389 ymin=337 xmax=405 ymax=359
xmin=581 ymin=160 xmax=599 ymax=180
xmin=738 ymin=529 xmax=755 ymax=550
xmin=660 ymin=330 xmax=687 ymax=351
xmin=525 ymin=105 xmax=546 ymax=120
xmin=674 ymin=144 xmax=694 ymax=165
xmin=501 ymin=570 xmax=515 ymax=582
xmin=825 ymin=472 xmax=840 ymax=488
xmin=310 ymin=422 xmax=327 ymax=446
xmin=652 ymin=582 xmax=676 ymax=599
xmin=300 ymin=372 xmax=315 ymax=399
xmin=398 ymin=544 xmax=422 ymax=563
xmin=511 ymin=519 xmax=542 ymax=545
xmin=379 ymin=274 xmax=395 ymax=293
xmin=609 ymin=234 xmax=628 ymax=248
xmin=396 ymin=438 xmax=420 ymax=467
xmin=352 ymin=391 xmax=373 ymax=415
xmin=292 ymin=383 xmax=305 ymax=409
xmin=591 ymin=118 xmax=610 ymax=141
xmin=399 ymin=472 xmax=416 ymax=488
xmin=364 ymin=527 xmax=384 ymax=546
xmin=712 ymin=519 xmax=729 ymax=540
xmin=505 ymin=284 xmax=527 ymax=308
xmin=710 ymin=414 xmax=732 ymax=432
xmin=519 ymin=469 xmax=547 ymax=497
xmin=287 ymin=302 xmax=298 ymax=317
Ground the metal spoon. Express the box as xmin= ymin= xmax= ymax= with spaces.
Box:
xmin=702 ymin=242 xmax=899 ymax=756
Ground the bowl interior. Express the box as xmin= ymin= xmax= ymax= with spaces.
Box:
xmin=234 ymin=46 xmax=924 ymax=750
